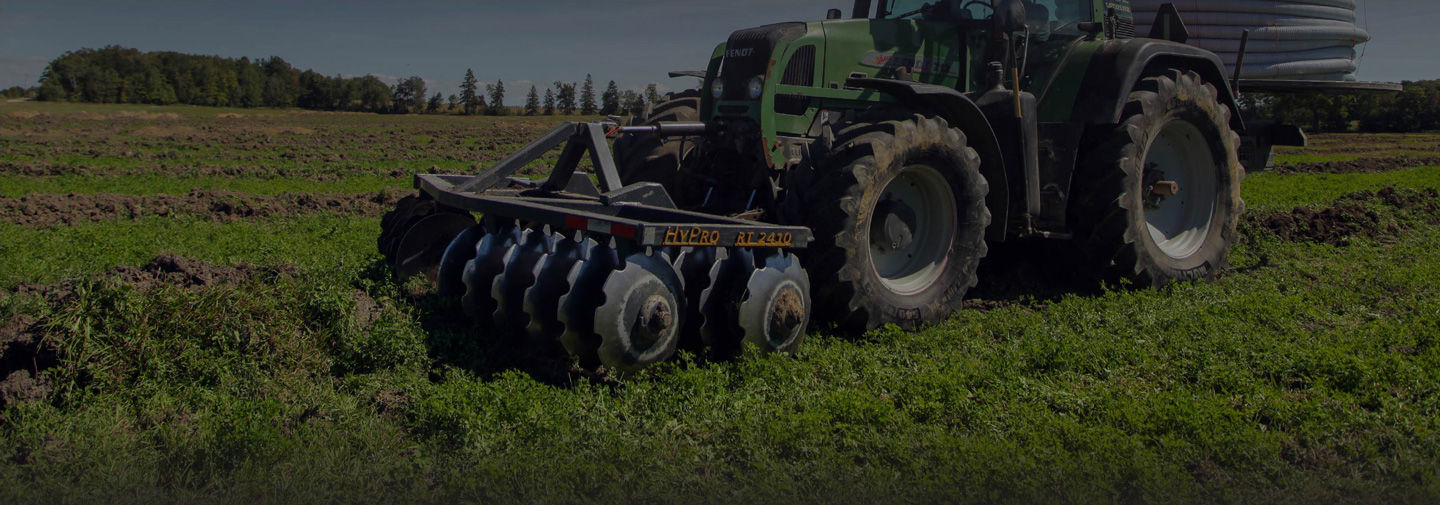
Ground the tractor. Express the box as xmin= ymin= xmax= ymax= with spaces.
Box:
xmin=377 ymin=0 xmax=1397 ymax=372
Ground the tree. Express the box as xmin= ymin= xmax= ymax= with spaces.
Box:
xmin=525 ymin=85 xmax=540 ymax=116
xmin=601 ymin=80 xmax=621 ymax=115
xmin=353 ymin=75 xmax=393 ymax=112
xmin=621 ymin=89 xmax=643 ymax=115
xmin=427 ymin=92 xmax=443 ymax=113
xmin=447 ymin=94 xmax=458 ymax=111
xmin=580 ymin=74 xmax=597 ymax=115
xmin=460 ymin=68 xmax=480 ymax=115
xmin=391 ymin=75 xmax=426 ymax=114
xmin=543 ymin=87 xmax=556 ymax=115
xmin=486 ymin=79 xmax=506 ymax=115
xmin=644 ymin=83 xmax=661 ymax=106
xmin=554 ymin=81 xmax=577 ymax=115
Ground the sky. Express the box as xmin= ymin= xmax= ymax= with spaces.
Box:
xmin=2 ymin=0 xmax=1436 ymax=104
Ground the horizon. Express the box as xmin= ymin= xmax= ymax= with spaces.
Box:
xmin=3 ymin=0 xmax=1437 ymax=105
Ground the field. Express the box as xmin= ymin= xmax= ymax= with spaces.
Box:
xmin=2 ymin=101 xmax=1439 ymax=504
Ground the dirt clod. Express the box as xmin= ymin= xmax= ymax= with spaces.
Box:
xmin=1245 ymin=187 xmax=1440 ymax=246
xmin=0 ymin=315 xmax=56 ymax=407
xmin=1274 ymin=156 xmax=1440 ymax=175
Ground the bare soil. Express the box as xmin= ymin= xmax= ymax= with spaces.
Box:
xmin=1 ymin=188 xmax=409 ymax=227
xmin=1273 ymin=155 xmax=1440 ymax=175
xmin=1244 ymin=187 xmax=1440 ymax=246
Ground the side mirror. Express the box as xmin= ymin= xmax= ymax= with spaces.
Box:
xmin=993 ymin=0 xmax=1028 ymax=33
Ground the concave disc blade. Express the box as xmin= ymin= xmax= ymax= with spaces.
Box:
xmin=697 ymin=247 xmax=755 ymax=354
xmin=395 ymin=212 xmax=476 ymax=285
xmin=492 ymin=227 xmax=556 ymax=330
xmin=523 ymin=233 xmax=584 ymax=346
xmin=557 ymin=237 xmax=619 ymax=360
xmin=437 ymin=225 xmax=485 ymax=299
xmin=594 ymin=250 xmax=686 ymax=373
xmin=461 ymin=222 xmax=520 ymax=329
xmin=737 ymin=251 xmax=811 ymax=354
xmin=673 ymin=247 xmax=718 ymax=352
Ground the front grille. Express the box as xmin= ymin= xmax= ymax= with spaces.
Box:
xmin=781 ymin=45 xmax=816 ymax=86
xmin=719 ymin=23 xmax=806 ymax=101
xmin=776 ymin=45 xmax=816 ymax=115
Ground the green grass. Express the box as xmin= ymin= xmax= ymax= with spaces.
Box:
xmin=2 ymin=213 xmax=1437 ymax=503
xmin=1243 ymin=165 xmax=1440 ymax=212
xmin=2 ymin=109 xmax=1438 ymax=503
xmin=0 ymin=174 xmax=408 ymax=197
xmin=0 ymin=215 xmax=376 ymax=288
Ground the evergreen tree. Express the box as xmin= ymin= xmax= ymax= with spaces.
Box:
xmin=580 ymin=74 xmax=597 ymax=115
xmin=601 ymin=80 xmax=621 ymax=115
xmin=543 ymin=88 xmax=556 ymax=115
xmin=427 ymin=92 xmax=443 ymax=113
xmin=486 ymin=79 xmax=506 ymax=115
xmin=460 ymin=68 xmax=479 ymax=115
xmin=644 ymin=83 xmax=662 ymax=106
xmin=525 ymin=85 xmax=540 ymax=116
xmin=447 ymin=94 xmax=458 ymax=111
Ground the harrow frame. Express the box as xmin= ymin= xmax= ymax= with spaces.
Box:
xmin=413 ymin=121 xmax=812 ymax=250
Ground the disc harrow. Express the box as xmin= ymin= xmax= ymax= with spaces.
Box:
xmin=377 ymin=121 xmax=816 ymax=373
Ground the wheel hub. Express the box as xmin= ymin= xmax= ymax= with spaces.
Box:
xmin=768 ymin=287 xmax=805 ymax=338
xmin=872 ymin=199 xmax=917 ymax=251
xmin=636 ymin=294 xmax=674 ymax=342
xmin=868 ymin=164 xmax=956 ymax=295
xmin=1142 ymin=120 xmax=1218 ymax=259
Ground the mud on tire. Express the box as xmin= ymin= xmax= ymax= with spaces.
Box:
xmin=797 ymin=113 xmax=990 ymax=333
xmin=1070 ymin=69 xmax=1245 ymax=287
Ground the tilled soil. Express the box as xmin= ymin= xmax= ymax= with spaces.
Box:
xmin=1 ymin=188 xmax=410 ymax=226
xmin=1244 ymin=187 xmax=1440 ymax=246
xmin=1273 ymin=155 xmax=1440 ymax=175
xmin=1 ymin=254 xmax=299 ymax=406
xmin=1 ymin=112 xmax=564 ymax=180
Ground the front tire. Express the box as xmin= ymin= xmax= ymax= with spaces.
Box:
xmin=1071 ymin=69 xmax=1245 ymax=287
xmin=800 ymin=114 xmax=990 ymax=333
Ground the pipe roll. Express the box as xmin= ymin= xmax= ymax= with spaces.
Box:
xmin=1132 ymin=0 xmax=1370 ymax=80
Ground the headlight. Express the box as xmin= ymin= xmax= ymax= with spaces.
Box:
xmin=747 ymin=76 xmax=765 ymax=100
xmin=711 ymin=80 xmax=725 ymax=100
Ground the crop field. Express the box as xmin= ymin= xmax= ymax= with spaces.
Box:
xmin=2 ymin=101 xmax=1438 ymax=504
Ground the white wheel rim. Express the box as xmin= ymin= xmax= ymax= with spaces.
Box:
xmin=1143 ymin=120 xmax=1218 ymax=259
xmin=869 ymin=164 xmax=956 ymax=295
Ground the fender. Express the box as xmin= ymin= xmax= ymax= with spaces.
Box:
xmin=845 ymin=77 xmax=1009 ymax=241
xmin=1071 ymin=38 xmax=1246 ymax=132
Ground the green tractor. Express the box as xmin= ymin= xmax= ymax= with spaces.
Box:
xmin=378 ymin=0 xmax=1391 ymax=372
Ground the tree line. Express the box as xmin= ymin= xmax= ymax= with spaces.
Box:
xmin=1239 ymin=79 xmax=1440 ymax=133
xmin=32 ymin=45 xmax=671 ymax=116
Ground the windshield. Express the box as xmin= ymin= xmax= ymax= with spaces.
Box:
xmin=882 ymin=0 xmax=1091 ymax=29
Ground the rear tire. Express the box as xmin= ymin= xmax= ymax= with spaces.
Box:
xmin=1070 ymin=69 xmax=1245 ymax=287
xmin=799 ymin=113 xmax=990 ymax=333
xmin=612 ymin=90 xmax=701 ymax=197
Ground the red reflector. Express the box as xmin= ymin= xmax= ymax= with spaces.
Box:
xmin=565 ymin=216 xmax=587 ymax=230
xmin=610 ymin=223 xmax=637 ymax=239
